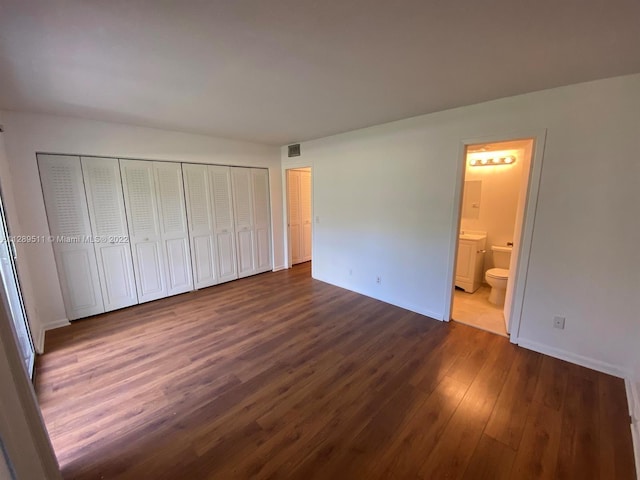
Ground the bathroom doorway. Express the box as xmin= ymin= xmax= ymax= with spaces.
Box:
xmin=450 ymin=137 xmax=538 ymax=337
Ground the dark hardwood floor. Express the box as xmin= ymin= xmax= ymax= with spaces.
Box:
xmin=36 ymin=263 xmax=636 ymax=479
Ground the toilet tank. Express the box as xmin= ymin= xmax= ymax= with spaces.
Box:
xmin=491 ymin=245 xmax=512 ymax=269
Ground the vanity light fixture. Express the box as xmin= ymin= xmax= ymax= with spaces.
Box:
xmin=469 ymin=155 xmax=515 ymax=167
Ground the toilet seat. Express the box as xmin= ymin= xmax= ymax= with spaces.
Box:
xmin=486 ymin=268 xmax=509 ymax=279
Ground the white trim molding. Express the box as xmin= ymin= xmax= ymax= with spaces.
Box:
xmin=626 ymin=379 xmax=640 ymax=479
xmin=314 ymin=275 xmax=443 ymax=322
xmin=280 ymin=153 xmax=313 ymax=271
xmin=517 ymin=337 xmax=630 ymax=379
xmin=36 ymin=318 xmax=70 ymax=353
xmin=45 ymin=318 xmax=71 ymax=331
xmin=443 ymin=129 xmax=547 ymax=345
xmin=34 ymin=327 xmax=45 ymax=355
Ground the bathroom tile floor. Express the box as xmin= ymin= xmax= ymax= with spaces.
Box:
xmin=452 ymin=285 xmax=508 ymax=337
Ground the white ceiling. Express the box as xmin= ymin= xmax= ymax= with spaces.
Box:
xmin=1 ymin=0 xmax=639 ymax=145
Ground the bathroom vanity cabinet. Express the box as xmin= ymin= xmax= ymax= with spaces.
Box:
xmin=455 ymin=234 xmax=486 ymax=293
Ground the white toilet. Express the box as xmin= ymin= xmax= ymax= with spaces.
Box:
xmin=485 ymin=245 xmax=512 ymax=305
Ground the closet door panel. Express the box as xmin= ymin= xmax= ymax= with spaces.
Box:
xmin=154 ymin=162 xmax=193 ymax=295
xmin=135 ymin=241 xmax=165 ymax=296
xmin=37 ymin=154 xmax=104 ymax=320
xmin=209 ymin=166 xmax=238 ymax=283
xmin=232 ymin=167 xmax=255 ymax=278
xmin=100 ymin=245 xmax=136 ymax=304
xmin=183 ymin=164 xmax=217 ymax=289
xmin=256 ymin=228 xmax=271 ymax=271
xmin=236 ymin=230 xmax=254 ymax=276
xmin=81 ymin=157 xmax=137 ymax=311
xmin=165 ymin=237 xmax=191 ymax=289
xmin=302 ymin=223 xmax=312 ymax=261
xmin=192 ymin=235 xmax=215 ymax=285
xmin=120 ymin=159 xmax=167 ymax=303
xmin=215 ymin=232 xmax=236 ymax=279
xmin=289 ymin=223 xmax=301 ymax=263
xmin=96 ymin=243 xmax=137 ymax=309
xmin=300 ymin=170 xmax=312 ymax=262
xmin=287 ymin=170 xmax=302 ymax=264
xmin=252 ymin=168 xmax=272 ymax=272
xmin=58 ymin=249 xmax=103 ymax=316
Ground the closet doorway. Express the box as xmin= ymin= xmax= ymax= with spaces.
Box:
xmin=286 ymin=168 xmax=312 ymax=266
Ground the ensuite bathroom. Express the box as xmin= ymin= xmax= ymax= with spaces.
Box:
xmin=452 ymin=138 xmax=533 ymax=337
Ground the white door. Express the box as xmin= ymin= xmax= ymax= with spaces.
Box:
xmin=209 ymin=165 xmax=238 ymax=283
xmin=183 ymin=164 xmax=217 ymax=289
xmin=252 ymin=168 xmax=272 ymax=273
xmin=81 ymin=157 xmax=138 ymax=311
xmin=300 ymin=169 xmax=312 ymax=262
xmin=120 ymin=159 xmax=167 ymax=303
xmin=0 ymin=193 xmax=34 ymax=376
xmin=287 ymin=170 xmax=302 ymax=264
xmin=154 ymin=162 xmax=193 ymax=296
xmin=231 ymin=167 xmax=255 ymax=278
xmin=38 ymin=154 xmax=104 ymax=319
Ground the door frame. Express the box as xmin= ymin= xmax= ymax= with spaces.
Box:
xmin=0 ymin=186 xmax=35 ymax=374
xmin=282 ymin=163 xmax=313 ymax=270
xmin=444 ymin=129 xmax=547 ymax=344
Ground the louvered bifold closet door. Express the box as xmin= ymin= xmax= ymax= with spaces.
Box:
xmin=182 ymin=164 xmax=217 ymax=289
xmin=231 ymin=167 xmax=256 ymax=278
xmin=81 ymin=157 xmax=138 ymax=311
xmin=287 ymin=170 xmax=302 ymax=264
xmin=300 ymin=169 xmax=312 ymax=262
xmin=208 ymin=165 xmax=238 ymax=283
xmin=120 ymin=159 xmax=167 ymax=303
xmin=251 ymin=168 xmax=272 ymax=273
xmin=153 ymin=162 xmax=193 ymax=295
xmin=37 ymin=154 xmax=104 ymax=320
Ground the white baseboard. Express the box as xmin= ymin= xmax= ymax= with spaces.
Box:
xmin=34 ymin=318 xmax=69 ymax=354
xmin=33 ymin=317 xmax=70 ymax=354
xmin=520 ymin=339 xmax=638 ymax=477
xmin=312 ymin=275 xmax=444 ymax=321
xmin=517 ymin=338 xmax=630 ymax=379
xmin=272 ymin=264 xmax=287 ymax=272
xmin=44 ymin=318 xmax=70 ymax=331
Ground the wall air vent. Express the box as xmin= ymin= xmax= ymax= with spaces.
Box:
xmin=288 ymin=144 xmax=301 ymax=157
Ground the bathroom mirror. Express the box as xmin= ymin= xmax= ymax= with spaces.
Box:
xmin=462 ymin=180 xmax=481 ymax=219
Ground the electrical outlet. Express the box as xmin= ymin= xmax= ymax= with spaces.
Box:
xmin=315 ymin=216 xmax=320 ymax=224
xmin=349 ymin=268 xmax=352 ymax=276
xmin=376 ymin=276 xmax=381 ymax=284
xmin=553 ymin=316 xmax=565 ymax=330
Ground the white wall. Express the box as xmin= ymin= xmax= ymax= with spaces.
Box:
xmin=461 ymin=148 xmax=524 ymax=270
xmin=0 ymin=130 xmax=43 ymax=353
xmin=282 ymin=73 xmax=640 ymax=380
xmin=0 ymin=111 xmax=283 ymax=349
